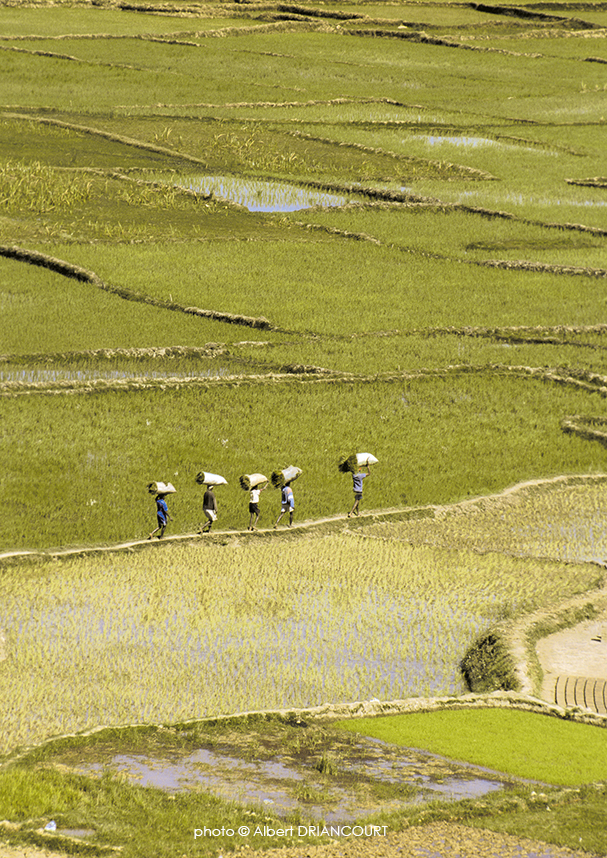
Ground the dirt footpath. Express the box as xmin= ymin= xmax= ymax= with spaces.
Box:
xmin=0 ymin=824 xmax=599 ymax=858
xmin=244 ymin=823 xmax=597 ymax=858
xmin=537 ymin=610 xmax=607 ymax=712
xmin=537 ymin=616 xmax=607 ymax=680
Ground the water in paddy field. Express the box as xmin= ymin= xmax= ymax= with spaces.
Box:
xmin=2 ymin=581 xmax=480 ymax=753
xmin=173 ymin=175 xmax=349 ymax=212
xmin=409 ymin=134 xmax=556 ymax=155
xmin=67 ymin=736 xmax=509 ymax=822
xmin=518 ymin=513 xmax=607 ymax=565
xmin=448 ymin=190 xmax=607 ymax=209
xmin=0 ymin=367 xmax=231 ymax=383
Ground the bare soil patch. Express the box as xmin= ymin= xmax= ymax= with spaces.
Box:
xmin=232 ymin=822 xmax=597 ymax=858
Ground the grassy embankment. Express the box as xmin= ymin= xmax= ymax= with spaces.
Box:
xmin=336 ymin=708 xmax=607 ymax=786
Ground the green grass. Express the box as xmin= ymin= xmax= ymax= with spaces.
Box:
xmin=262 ymin=333 xmax=607 ymax=377
xmin=363 ymin=478 xmax=607 ymax=563
xmin=335 ymin=709 xmax=607 ymax=786
xmin=291 ymin=206 xmax=607 ymax=269
xmin=3 ymin=372 xmax=607 ymax=549
xmin=43 ymin=240 xmax=607 ymax=336
xmin=0 ymin=764 xmax=298 ymax=858
xmin=0 ymin=256 xmax=280 ymax=354
xmin=2 ymin=6 xmax=607 ymax=854
xmin=466 ymin=784 xmax=607 ymax=856
xmin=0 ymin=7 xmax=233 ymax=37
xmin=1 ymin=750 xmax=606 ymax=858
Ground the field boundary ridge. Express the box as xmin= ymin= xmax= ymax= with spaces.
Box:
xmin=2 ymin=472 xmax=607 ymax=563
xmin=5 ymin=360 xmax=607 ymax=397
xmin=0 ymin=243 xmax=274 ymax=330
xmin=4 ymin=689 xmax=606 ymax=770
xmin=463 ymin=581 xmax=607 ymax=704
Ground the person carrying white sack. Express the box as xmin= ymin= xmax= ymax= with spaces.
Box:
xmin=274 ymin=482 xmax=295 ymax=529
xmin=248 ymin=482 xmax=266 ymax=531
xmin=200 ymin=485 xmax=218 ymax=533
xmin=348 ymin=463 xmax=371 ymax=518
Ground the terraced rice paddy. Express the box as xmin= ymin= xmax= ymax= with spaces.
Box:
xmin=1 ymin=483 xmax=603 ymax=756
xmin=1 ymin=2 xmax=607 ymax=853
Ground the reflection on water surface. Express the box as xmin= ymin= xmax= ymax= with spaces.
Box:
xmin=410 ymin=134 xmax=555 ymax=154
xmin=0 ymin=367 xmax=231 ymax=383
xmin=174 ymin=175 xmax=349 ymax=212
xmin=74 ymin=736 xmax=508 ymax=822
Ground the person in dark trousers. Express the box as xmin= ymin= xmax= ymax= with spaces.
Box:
xmin=348 ymin=464 xmax=371 ymax=518
xmin=149 ymin=493 xmax=172 ymax=539
xmin=200 ymin=485 xmax=218 ymax=533
xmin=248 ymin=482 xmax=266 ymax=531
xmin=274 ymin=482 xmax=295 ymax=528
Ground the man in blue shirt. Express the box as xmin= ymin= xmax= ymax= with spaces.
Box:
xmin=274 ymin=482 xmax=295 ymax=528
xmin=149 ymin=493 xmax=172 ymax=539
xmin=348 ymin=464 xmax=371 ymax=518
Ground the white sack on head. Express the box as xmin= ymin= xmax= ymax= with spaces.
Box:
xmin=357 ymin=453 xmax=378 ymax=466
xmin=239 ymin=473 xmax=268 ymax=491
xmin=271 ymin=465 xmax=302 ymax=488
xmin=148 ymin=481 xmax=177 ymax=495
xmin=196 ymin=471 xmax=228 ymax=487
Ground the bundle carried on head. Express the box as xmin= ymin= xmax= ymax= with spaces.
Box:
xmin=337 ymin=453 xmax=358 ymax=474
xmin=271 ymin=465 xmax=302 ymax=488
xmin=338 ymin=452 xmax=378 ymax=473
xmin=239 ymin=473 xmax=268 ymax=491
xmin=147 ymin=481 xmax=177 ymax=495
xmin=195 ymin=471 xmax=228 ymax=487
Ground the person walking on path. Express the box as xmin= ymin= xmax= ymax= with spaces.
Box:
xmin=149 ymin=493 xmax=173 ymax=539
xmin=248 ymin=482 xmax=266 ymax=531
xmin=348 ymin=464 xmax=371 ymax=518
xmin=200 ymin=485 xmax=218 ymax=533
xmin=274 ymin=482 xmax=295 ymax=528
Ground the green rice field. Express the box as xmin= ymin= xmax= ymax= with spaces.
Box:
xmin=336 ymin=708 xmax=607 ymax=786
xmin=1 ymin=0 xmax=607 ymax=853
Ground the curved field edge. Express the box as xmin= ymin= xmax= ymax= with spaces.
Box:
xmin=4 ymin=691 xmax=605 ymax=771
xmin=446 ymin=474 xmax=607 ymax=701
xmin=332 ymin=707 xmax=607 ymax=787
xmin=2 ymin=704 xmax=606 ymax=858
xmin=461 ymin=579 xmax=607 ymax=698
xmin=6 ymin=360 xmax=607 ymax=397
xmin=0 ymin=475 xmax=603 ymax=762
xmin=1 ymin=513 xmax=599 ymax=756
xmin=4 ymin=113 xmax=607 ymax=239
xmin=0 ymin=244 xmax=274 ymax=331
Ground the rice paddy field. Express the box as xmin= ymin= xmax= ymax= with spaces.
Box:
xmin=1 ymin=0 xmax=607 ymax=853
xmin=2 ymin=524 xmax=603 ymax=756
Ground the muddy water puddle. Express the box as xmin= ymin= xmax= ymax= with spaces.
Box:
xmin=50 ymin=722 xmax=514 ymax=822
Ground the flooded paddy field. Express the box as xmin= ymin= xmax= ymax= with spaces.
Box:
xmin=0 ymin=365 xmax=234 ymax=384
xmin=363 ymin=476 xmax=607 ymax=566
xmin=167 ymin=175 xmax=351 ymax=212
xmin=38 ymin=719 xmax=522 ymax=822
